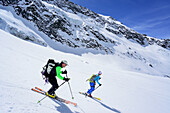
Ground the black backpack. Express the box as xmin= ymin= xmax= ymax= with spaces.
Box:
xmin=41 ymin=59 xmax=60 ymax=78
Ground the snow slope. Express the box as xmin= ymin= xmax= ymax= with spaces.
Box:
xmin=1 ymin=30 xmax=170 ymax=113
xmin=0 ymin=5 xmax=170 ymax=77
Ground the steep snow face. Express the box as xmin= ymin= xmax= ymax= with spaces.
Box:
xmin=1 ymin=29 xmax=170 ymax=113
xmin=0 ymin=0 xmax=169 ymax=54
xmin=0 ymin=6 xmax=47 ymax=46
xmin=0 ymin=3 xmax=170 ymax=76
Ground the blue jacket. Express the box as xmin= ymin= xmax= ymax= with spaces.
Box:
xmin=94 ymin=74 xmax=101 ymax=85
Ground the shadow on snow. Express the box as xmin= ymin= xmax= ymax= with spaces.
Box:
xmin=50 ymin=98 xmax=80 ymax=113
xmin=93 ymin=98 xmax=121 ymax=113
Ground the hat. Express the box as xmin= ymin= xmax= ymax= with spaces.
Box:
xmin=61 ymin=60 xmax=68 ymax=66
xmin=98 ymin=71 xmax=102 ymax=75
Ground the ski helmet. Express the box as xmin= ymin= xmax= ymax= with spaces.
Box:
xmin=61 ymin=60 xmax=68 ymax=66
xmin=98 ymin=71 xmax=102 ymax=75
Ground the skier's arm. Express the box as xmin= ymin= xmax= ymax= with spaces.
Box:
xmin=56 ymin=66 xmax=64 ymax=80
xmin=94 ymin=76 xmax=101 ymax=85
xmin=86 ymin=79 xmax=89 ymax=82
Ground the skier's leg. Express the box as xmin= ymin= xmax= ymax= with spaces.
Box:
xmin=48 ymin=77 xmax=59 ymax=95
xmin=87 ymin=82 xmax=95 ymax=94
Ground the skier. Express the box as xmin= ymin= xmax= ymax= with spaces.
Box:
xmin=86 ymin=71 xmax=102 ymax=97
xmin=46 ymin=60 xmax=70 ymax=98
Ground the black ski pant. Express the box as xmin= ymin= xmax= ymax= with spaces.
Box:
xmin=47 ymin=77 xmax=59 ymax=95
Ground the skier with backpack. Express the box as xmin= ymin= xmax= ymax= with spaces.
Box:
xmin=41 ymin=59 xmax=70 ymax=98
xmin=85 ymin=71 xmax=102 ymax=97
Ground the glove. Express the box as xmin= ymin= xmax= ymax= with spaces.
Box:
xmin=62 ymin=70 xmax=67 ymax=74
xmin=63 ymin=77 xmax=70 ymax=82
xmin=99 ymin=84 xmax=102 ymax=86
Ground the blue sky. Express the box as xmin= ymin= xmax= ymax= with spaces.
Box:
xmin=69 ymin=0 xmax=170 ymax=39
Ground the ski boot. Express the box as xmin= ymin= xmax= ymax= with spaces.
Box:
xmin=46 ymin=92 xmax=56 ymax=98
xmin=85 ymin=92 xmax=92 ymax=97
xmin=88 ymin=94 xmax=92 ymax=97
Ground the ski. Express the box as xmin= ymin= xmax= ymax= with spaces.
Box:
xmin=31 ymin=87 xmax=77 ymax=106
xmin=79 ymin=92 xmax=101 ymax=100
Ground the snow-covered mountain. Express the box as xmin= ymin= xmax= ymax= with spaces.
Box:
xmin=0 ymin=0 xmax=170 ymax=54
xmin=0 ymin=0 xmax=170 ymax=76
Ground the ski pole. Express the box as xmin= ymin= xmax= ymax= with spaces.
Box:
xmin=59 ymin=81 xmax=66 ymax=87
xmin=37 ymin=96 xmax=47 ymax=103
xmin=66 ymin=74 xmax=74 ymax=99
xmin=94 ymin=85 xmax=100 ymax=91
xmin=37 ymin=81 xmax=66 ymax=103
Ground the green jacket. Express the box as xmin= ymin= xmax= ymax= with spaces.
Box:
xmin=56 ymin=66 xmax=64 ymax=80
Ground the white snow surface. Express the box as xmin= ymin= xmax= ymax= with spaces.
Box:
xmin=0 ymin=29 xmax=170 ymax=113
